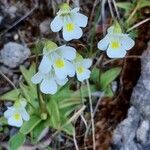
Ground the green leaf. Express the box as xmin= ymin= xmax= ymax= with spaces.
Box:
xmin=20 ymin=83 xmax=32 ymax=102
xmin=0 ymin=117 xmax=7 ymax=125
xmin=47 ymin=99 xmax=60 ymax=129
xmin=0 ymin=89 xmax=20 ymax=101
xmin=100 ymin=67 xmax=121 ymax=90
xmin=19 ymin=83 xmax=38 ymax=109
xmin=72 ymin=85 xmax=97 ymax=98
xmin=20 ymin=64 xmax=37 ymax=101
xmin=28 ymin=63 xmax=36 ymax=77
xmin=139 ymin=0 xmax=150 ymax=8
xmin=32 ymin=121 xmax=49 ymax=142
xmin=59 ymin=98 xmax=82 ymax=109
xmin=62 ymin=122 xmax=74 ymax=135
xmin=9 ymin=132 xmax=25 ymax=150
xmin=50 ymin=84 xmax=73 ymax=101
xmin=116 ymin=2 xmax=132 ymax=10
xmin=20 ymin=65 xmax=36 ymax=92
xmin=104 ymin=85 xmax=114 ymax=97
xmin=32 ymin=40 xmax=44 ymax=54
xmin=20 ymin=115 xmax=42 ymax=135
xmin=61 ymin=106 xmax=79 ymax=118
xmin=90 ymin=68 xmax=100 ymax=83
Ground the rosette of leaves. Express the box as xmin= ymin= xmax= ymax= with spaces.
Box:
xmin=0 ymin=63 xmax=96 ymax=150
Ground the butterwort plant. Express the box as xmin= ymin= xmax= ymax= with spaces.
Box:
xmin=4 ymin=99 xmax=29 ymax=127
xmin=50 ymin=3 xmax=88 ymax=41
xmin=97 ymin=21 xmax=135 ymax=58
xmin=0 ymin=2 xmax=137 ymax=150
xmin=31 ymin=40 xmax=76 ymax=94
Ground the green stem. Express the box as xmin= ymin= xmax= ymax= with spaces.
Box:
xmin=39 ymin=93 xmax=46 ymax=113
xmin=86 ymin=79 xmax=96 ymax=150
xmin=126 ymin=0 xmax=141 ymax=24
xmin=35 ymin=41 xmax=46 ymax=114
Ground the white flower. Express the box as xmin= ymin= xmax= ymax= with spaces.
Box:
xmin=39 ymin=41 xmax=76 ymax=80
xmin=97 ymin=25 xmax=135 ymax=58
xmin=50 ymin=3 xmax=88 ymax=41
xmin=74 ymin=54 xmax=92 ymax=82
xmin=31 ymin=70 xmax=68 ymax=94
xmin=4 ymin=100 xmax=29 ymax=127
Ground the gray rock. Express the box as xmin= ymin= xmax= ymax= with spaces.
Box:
xmin=7 ymin=6 xmax=17 ymax=18
xmin=0 ymin=66 xmax=13 ymax=75
xmin=112 ymin=42 xmax=150 ymax=150
xmin=136 ymin=120 xmax=149 ymax=144
xmin=0 ymin=16 xmax=3 ymax=24
xmin=39 ymin=19 xmax=50 ymax=34
xmin=0 ymin=42 xmax=30 ymax=68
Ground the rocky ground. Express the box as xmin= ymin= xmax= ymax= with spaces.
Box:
xmin=0 ymin=0 xmax=150 ymax=150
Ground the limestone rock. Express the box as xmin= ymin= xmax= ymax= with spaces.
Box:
xmin=112 ymin=42 xmax=150 ymax=150
xmin=0 ymin=42 xmax=30 ymax=68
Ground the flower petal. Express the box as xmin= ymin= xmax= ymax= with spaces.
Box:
xmin=63 ymin=24 xmax=83 ymax=41
xmin=20 ymin=108 xmax=30 ymax=121
xmin=53 ymin=58 xmax=68 ymax=80
xmin=121 ymin=35 xmax=135 ymax=50
xmin=31 ymin=72 xmax=43 ymax=84
xmin=58 ymin=45 xmax=76 ymax=60
xmin=107 ymin=46 xmax=127 ymax=58
xmin=19 ymin=99 xmax=27 ymax=107
xmin=4 ymin=107 xmax=15 ymax=119
xmin=65 ymin=60 xmax=76 ymax=77
xmin=82 ymin=59 xmax=92 ymax=68
xmin=50 ymin=15 xmax=63 ymax=32
xmin=107 ymin=26 xmax=114 ymax=34
xmin=55 ymin=77 xmax=68 ymax=86
xmin=40 ymin=78 xmax=57 ymax=94
xmin=8 ymin=115 xmax=23 ymax=127
xmin=71 ymin=7 xmax=80 ymax=13
xmin=39 ymin=55 xmax=52 ymax=74
xmin=54 ymin=67 xmax=67 ymax=80
xmin=77 ymin=69 xmax=91 ymax=82
xmin=71 ymin=13 xmax=88 ymax=27
xmin=97 ymin=35 xmax=109 ymax=51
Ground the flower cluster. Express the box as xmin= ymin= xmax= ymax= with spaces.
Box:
xmin=31 ymin=3 xmax=135 ymax=95
xmin=4 ymin=99 xmax=29 ymax=127
xmin=2 ymin=2 xmax=136 ymax=131
xmin=97 ymin=24 xmax=135 ymax=58
xmin=50 ymin=3 xmax=88 ymax=41
xmin=31 ymin=41 xmax=92 ymax=94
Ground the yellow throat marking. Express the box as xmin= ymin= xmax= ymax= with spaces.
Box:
xmin=55 ymin=59 xmax=65 ymax=68
xmin=77 ymin=66 xmax=84 ymax=74
xmin=66 ymin=23 xmax=74 ymax=32
xmin=14 ymin=113 xmax=21 ymax=121
xmin=110 ymin=41 xmax=121 ymax=49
